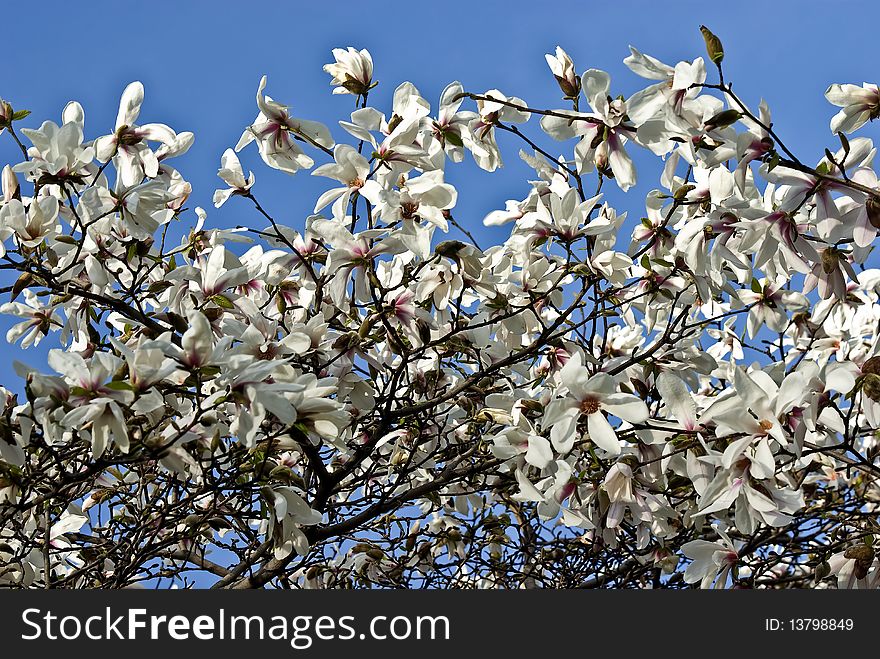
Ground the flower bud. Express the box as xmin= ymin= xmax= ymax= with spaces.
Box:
xmin=700 ymin=25 xmax=724 ymax=64
xmin=844 ymin=544 xmax=874 ymax=561
xmin=863 ymin=356 xmax=880 ymax=376
xmin=2 ymin=165 xmax=20 ymax=202
xmin=546 ymin=47 xmax=580 ymax=99
xmin=821 ymin=248 xmax=841 ymax=274
xmin=862 ymin=373 xmax=880 ymax=401
xmin=844 ymin=544 xmax=875 ymax=579
xmin=0 ymin=99 xmax=12 ymax=125
xmin=866 ymin=196 xmax=880 ymax=229
xmin=704 ymin=109 xmax=741 ymax=131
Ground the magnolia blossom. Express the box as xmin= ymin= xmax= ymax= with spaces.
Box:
xmin=94 ymin=82 xmax=182 ymax=187
xmin=2 ymin=33 xmax=880 ymax=590
xmin=213 ymin=148 xmax=255 ymax=207
xmin=541 ymin=70 xmax=638 ymax=189
xmin=1 ymin=290 xmax=60 ymax=348
xmin=323 ymin=47 xmax=374 ymax=96
xmin=543 ymin=353 xmax=649 ymax=455
xmin=311 ymin=144 xmax=370 ymax=218
xmin=826 ymin=82 xmax=880 ymax=134
xmin=236 ymin=76 xmax=334 ymax=175
xmin=682 ymin=528 xmax=739 ymax=589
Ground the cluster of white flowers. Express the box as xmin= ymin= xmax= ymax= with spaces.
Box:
xmin=1 ymin=29 xmax=880 ymax=589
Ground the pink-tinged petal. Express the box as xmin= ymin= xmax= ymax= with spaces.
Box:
xmin=607 ymin=133 xmax=636 ymax=191
xmin=853 ymin=211 xmax=876 ymax=248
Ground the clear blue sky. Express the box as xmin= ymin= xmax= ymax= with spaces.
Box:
xmin=0 ymin=0 xmax=877 ymax=380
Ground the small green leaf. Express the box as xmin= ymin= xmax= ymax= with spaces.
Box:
xmin=210 ymin=294 xmax=234 ymax=309
xmin=106 ymin=380 xmax=135 ymax=391
xmin=147 ymin=280 xmax=173 ymax=294
xmin=444 ymin=130 xmax=464 ymax=148
xmin=11 ymin=109 xmax=30 ymax=121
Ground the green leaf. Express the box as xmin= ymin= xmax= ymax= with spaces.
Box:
xmin=147 ymin=280 xmax=172 ymax=294
xmin=444 ymin=130 xmax=464 ymax=148
xmin=11 ymin=109 xmax=30 ymax=121
xmin=106 ymin=380 xmax=135 ymax=392
xmin=210 ymin=294 xmax=234 ymax=309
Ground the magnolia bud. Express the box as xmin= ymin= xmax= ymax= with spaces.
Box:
xmin=704 ymin=109 xmax=741 ymax=131
xmin=844 ymin=544 xmax=875 ymax=579
xmin=435 ymin=240 xmax=466 ymax=258
xmin=0 ymin=99 xmax=12 ymax=125
xmin=1 ymin=165 xmax=19 ymax=202
xmin=862 ymin=374 xmax=880 ymax=401
xmin=843 ymin=544 xmax=873 ymax=561
xmin=700 ymin=25 xmax=724 ymax=64
xmin=821 ymin=248 xmax=840 ymax=274
xmin=866 ymin=196 xmax=880 ymax=229
xmin=546 ymin=47 xmax=580 ymax=99
xmin=863 ymin=356 xmax=880 ymax=376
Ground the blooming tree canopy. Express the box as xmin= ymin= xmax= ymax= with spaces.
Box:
xmin=1 ymin=27 xmax=880 ymax=589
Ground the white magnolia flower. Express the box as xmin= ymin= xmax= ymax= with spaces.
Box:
xmin=94 ymin=82 xmax=181 ymax=186
xmin=235 ymin=76 xmax=334 ymax=175
xmin=311 ymin=144 xmax=370 ymax=218
xmin=682 ymin=528 xmax=739 ymax=589
xmin=825 ymin=82 xmax=880 ymax=134
xmin=542 ymin=352 xmax=648 ymax=455
xmin=213 ymin=148 xmax=255 ymax=207
xmin=323 ymin=47 xmax=374 ymax=96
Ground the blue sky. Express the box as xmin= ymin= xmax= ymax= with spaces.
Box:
xmin=0 ymin=0 xmax=877 ymax=381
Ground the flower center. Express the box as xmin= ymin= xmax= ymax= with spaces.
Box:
xmin=580 ymin=396 xmax=601 ymax=415
xmin=401 ymin=201 xmax=419 ymax=219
